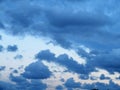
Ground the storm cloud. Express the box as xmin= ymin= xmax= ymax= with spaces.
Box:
xmin=0 ymin=0 xmax=120 ymax=49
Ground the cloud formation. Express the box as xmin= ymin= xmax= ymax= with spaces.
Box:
xmin=0 ymin=45 xmax=3 ymax=52
xmin=22 ymin=61 xmax=51 ymax=79
xmin=0 ymin=66 xmax=5 ymax=71
xmin=0 ymin=35 xmax=2 ymax=40
xmin=7 ymin=45 xmax=18 ymax=52
xmin=0 ymin=0 xmax=120 ymax=89
xmin=64 ymin=78 xmax=81 ymax=89
xmin=0 ymin=0 xmax=120 ymax=49
xmin=14 ymin=54 xmax=23 ymax=60
xmin=0 ymin=74 xmax=48 ymax=90
xmin=36 ymin=49 xmax=120 ymax=75
xmin=63 ymin=78 xmax=120 ymax=90
xmin=35 ymin=49 xmax=94 ymax=74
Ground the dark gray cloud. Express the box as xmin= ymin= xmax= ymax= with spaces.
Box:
xmin=22 ymin=61 xmax=51 ymax=79
xmin=0 ymin=0 xmax=120 ymax=49
xmin=7 ymin=45 xmax=18 ymax=52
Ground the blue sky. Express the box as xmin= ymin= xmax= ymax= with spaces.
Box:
xmin=0 ymin=0 xmax=120 ymax=90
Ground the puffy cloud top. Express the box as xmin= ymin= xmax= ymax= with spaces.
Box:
xmin=22 ymin=61 xmax=51 ymax=79
xmin=7 ymin=45 xmax=18 ymax=52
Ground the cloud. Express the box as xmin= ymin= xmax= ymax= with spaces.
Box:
xmin=14 ymin=54 xmax=23 ymax=60
xmin=76 ymin=48 xmax=120 ymax=74
xmin=0 ymin=45 xmax=3 ymax=52
xmin=0 ymin=22 xmax=4 ymax=29
xmin=116 ymin=76 xmax=120 ymax=80
xmin=0 ymin=0 xmax=120 ymax=89
xmin=0 ymin=35 xmax=2 ymax=40
xmin=0 ymin=0 xmax=119 ymax=50
xmin=79 ymin=74 xmax=89 ymax=80
xmin=0 ymin=66 xmax=5 ymax=71
xmin=9 ymin=74 xmax=27 ymax=84
xmin=64 ymin=78 xmax=81 ymax=89
xmin=63 ymin=79 xmax=120 ymax=90
xmin=100 ymin=74 xmax=110 ymax=80
xmin=22 ymin=61 xmax=51 ymax=79
xmin=87 ymin=49 xmax=120 ymax=73
xmin=4 ymin=73 xmax=48 ymax=90
xmin=56 ymin=54 xmax=88 ymax=74
xmin=0 ymin=81 xmax=16 ymax=90
xmin=46 ymin=9 xmax=112 ymax=27
xmin=36 ymin=48 xmax=120 ymax=75
xmin=35 ymin=49 xmax=95 ymax=74
xmin=35 ymin=50 xmax=55 ymax=61
xmin=7 ymin=45 xmax=18 ymax=52
xmin=12 ymin=69 xmax=18 ymax=73
xmin=56 ymin=85 xmax=64 ymax=90
xmin=82 ymin=80 xmax=120 ymax=90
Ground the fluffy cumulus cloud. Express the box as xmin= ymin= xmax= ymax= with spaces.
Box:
xmin=7 ymin=45 xmax=18 ymax=52
xmin=22 ymin=61 xmax=51 ymax=79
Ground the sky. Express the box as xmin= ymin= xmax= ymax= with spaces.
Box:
xmin=0 ymin=0 xmax=120 ymax=90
